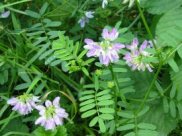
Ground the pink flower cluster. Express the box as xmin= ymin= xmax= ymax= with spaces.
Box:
xmin=84 ymin=28 xmax=125 ymax=66
xmin=84 ymin=28 xmax=153 ymax=72
xmin=124 ymin=38 xmax=153 ymax=72
xmin=7 ymin=94 xmax=68 ymax=130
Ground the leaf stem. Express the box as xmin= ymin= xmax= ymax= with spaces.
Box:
xmin=110 ymin=65 xmax=126 ymax=135
xmin=136 ymin=61 xmax=163 ymax=114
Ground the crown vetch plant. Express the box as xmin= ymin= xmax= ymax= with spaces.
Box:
xmin=0 ymin=0 xmax=182 ymax=136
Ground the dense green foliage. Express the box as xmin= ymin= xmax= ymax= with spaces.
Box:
xmin=0 ymin=0 xmax=182 ymax=136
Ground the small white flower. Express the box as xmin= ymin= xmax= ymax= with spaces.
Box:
xmin=102 ymin=0 xmax=108 ymax=8
xmin=122 ymin=0 xmax=135 ymax=8
xmin=78 ymin=11 xmax=95 ymax=28
xmin=0 ymin=11 xmax=10 ymax=18
xmin=85 ymin=11 xmax=95 ymax=18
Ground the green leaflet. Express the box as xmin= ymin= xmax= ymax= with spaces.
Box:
xmin=79 ymin=85 xmax=115 ymax=132
xmin=156 ymin=7 xmax=182 ymax=47
xmin=140 ymin=0 xmax=182 ymax=14
xmin=32 ymin=126 xmax=67 ymax=136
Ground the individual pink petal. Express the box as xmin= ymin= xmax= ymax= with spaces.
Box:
xmin=53 ymin=97 xmax=60 ymax=107
xmin=45 ymin=100 xmax=52 ymax=107
xmin=45 ymin=119 xmax=56 ymax=130
xmin=112 ymin=43 xmax=125 ymax=51
xmin=84 ymin=38 xmax=94 ymax=45
xmin=102 ymin=28 xmax=109 ymax=40
xmin=7 ymin=98 xmax=18 ymax=105
xmin=140 ymin=40 xmax=148 ymax=52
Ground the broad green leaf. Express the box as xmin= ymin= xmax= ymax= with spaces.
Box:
xmin=162 ymin=97 xmax=169 ymax=113
xmin=34 ymin=83 xmax=45 ymax=95
xmin=89 ymin=116 xmax=99 ymax=127
xmin=18 ymin=69 xmax=31 ymax=83
xmin=155 ymin=81 xmax=163 ymax=95
xmin=39 ymin=49 xmax=54 ymax=60
xmin=138 ymin=130 xmax=158 ymax=136
xmin=99 ymin=108 xmax=115 ymax=114
xmin=94 ymin=75 xmax=99 ymax=91
xmin=117 ymin=78 xmax=131 ymax=83
xmin=1 ymin=118 xmax=29 ymax=135
xmin=115 ymin=21 xmax=122 ymax=30
xmin=138 ymin=106 xmax=150 ymax=117
xmin=79 ymin=95 xmax=95 ymax=101
xmin=55 ymin=126 xmax=67 ymax=136
xmin=97 ymin=100 xmax=114 ymax=106
xmin=124 ymin=132 xmax=135 ymax=136
xmin=27 ymin=31 xmax=44 ymax=37
xmin=168 ymin=59 xmax=179 ymax=72
xmin=177 ymin=91 xmax=182 ymax=102
xmin=141 ymin=103 xmax=177 ymax=136
xmin=177 ymin=46 xmax=182 ymax=59
xmin=99 ymin=114 xmax=114 ymax=120
xmin=15 ymin=83 xmax=31 ymax=90
xmin=177 ymin=103 xmax=182 ymax=120
xmin=33 ymin=127 xmax=57 ymax=136
xmin=140 ymin=0 xmax=182 ymax=14
xmin=45 ymin=21 xmax=61 ymax=27
xmin=96 ymin=90 xmax=110 ymax=97
xmin=25 ymin=10 xmax=41 ymax=18
xmin=113 ymin=67 xmax=127 ymax=73
xmin=80 ymin=99 xmax=95 ymax=106
xmin=33 ymin=37 xmax=47 ymax=46
xmin=97 ymin=94 xmax=112 ymax=101
xmin=117 ymin=124 xmax=135 ymax=131
xmin=169 ymin=100 xmax=176 ymax=118
xmin=0 ymin=73 xmax=5 ymax=85
xmin=81 ymin=67 xmax=89 ymax=77
xmin=138 ymin=123 xmax=156 ymax=130
xmin=80 ymin=103 xmax=95 ymax=112
xmin=98 ymin=118 xmax=106 ymax=133
xmin=156 ymin=8 xmax=182 ymax=47
xmin=45 ymin=56 xmax=56 ymax=65
xmin=39 ymin=2 xmax=49 ymax=15
xmin=81 ymin=110 xmax=96 ymax=118
xmin=170 ymin=85 xmax=176 ymax=99
xmin=80 ymin=90 xmax=95 ymax=95
xmin=50 ymin=60 xmax=62 ymax=66
xmin=77 ymin=50 xmax=87 ymax=60
xmin=117 ymin=111 xmax=134 ymax=119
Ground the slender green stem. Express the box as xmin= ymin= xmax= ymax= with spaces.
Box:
xmin=0 ymin=0 xmax=31 ymax=10
xmin=79 ymin=0 xmax=90 ymax=11
xmin=135 ymin=0 xmax=164 ymax=115
xmin=7 ymin=7 xmax=28 ymax=15
xmin=110 ymin=65 xmax=127 ymax=135
xmin=110 ymin=65 xmax=126 ymax=103
xmin=2 ymin=132 xmax=32 ymax=136
xmin=54 ymin=67 xmax=81 ymax=92
xmin=135 ymin=0 xmax=157 ymax=50
xmin=128 ymin=15 xmax=140 ymax=30
xmin=136 ymin=61 xmax=163 ymax=114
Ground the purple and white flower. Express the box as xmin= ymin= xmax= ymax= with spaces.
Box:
xmin=0 ymin=11 xmax=10 ymax=18
xmin=78 ymin=11 xmax=95 ymax=28
xmin=123 ymin=38 xmax=153 ymax=72
xmin=84 ymin=28 xmax=125 ymax=66
xmin=35 ymin=97 xmax=68 ymax=130
xmin=7 ymin=93 xmax=40 ymax=115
